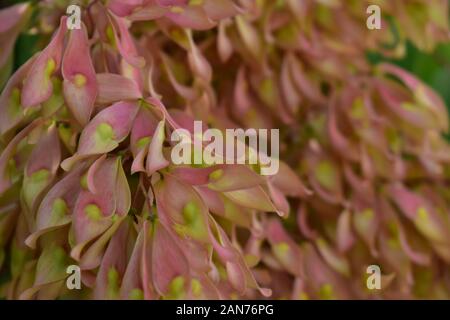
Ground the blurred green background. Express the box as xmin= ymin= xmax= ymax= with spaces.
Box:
xmin=395 ymin=43 xmax=450 ymax=111
xmin=369 ymin=42 xmax=450 ymax=124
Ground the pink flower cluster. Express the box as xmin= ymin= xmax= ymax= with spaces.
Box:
xmin=0 ymin=0 xmax=449 ymax=299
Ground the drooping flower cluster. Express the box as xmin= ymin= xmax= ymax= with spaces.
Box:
xmin=0 ymin=0 xmax=449 ymax=299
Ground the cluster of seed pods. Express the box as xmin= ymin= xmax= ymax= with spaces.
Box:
xmin=0 ymin=0 xmax=449 ymax=299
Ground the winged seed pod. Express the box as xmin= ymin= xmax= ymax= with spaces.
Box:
xmin=0 ymin=0 xmax=449 ymax=300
